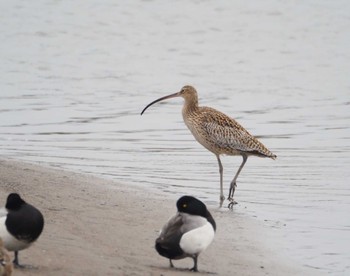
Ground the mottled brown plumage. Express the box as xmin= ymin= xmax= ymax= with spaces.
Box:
xmin=141 ymin=85 xmax=276 ymax=208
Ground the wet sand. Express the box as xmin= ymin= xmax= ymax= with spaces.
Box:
xmin=0 ymin=159 xmax=314 ymax=276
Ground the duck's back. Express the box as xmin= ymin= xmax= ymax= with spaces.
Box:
xmin=155 ymin=213 xmax=184 ymax=260
xmin=6 ymin=203 xmax=44 ymax=242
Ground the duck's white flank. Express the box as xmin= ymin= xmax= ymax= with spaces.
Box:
xmin=0 ymin=208 xmax=6 ymax=217
xmin=180 ymin=220 xmax=215 ymax=255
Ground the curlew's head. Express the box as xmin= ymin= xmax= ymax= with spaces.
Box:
xmin=140 ymin=85 xmax=198 ymax=115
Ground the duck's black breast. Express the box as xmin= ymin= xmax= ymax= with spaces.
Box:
xmin=6 ymin=203 xmax=44 ymax=242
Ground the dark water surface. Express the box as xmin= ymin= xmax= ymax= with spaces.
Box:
xmin=1 ymin=1 xmax=349 ymax=274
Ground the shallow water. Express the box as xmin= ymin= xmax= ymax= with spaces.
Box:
xmin=1 ymin=0 xmax=350 ymax=274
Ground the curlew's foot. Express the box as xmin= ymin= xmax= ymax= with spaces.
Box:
xmin=227 ymin=198 xmax=238 ymax=209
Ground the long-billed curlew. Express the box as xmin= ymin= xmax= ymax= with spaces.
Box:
xmin=141 ymin=85 xmax=276 ymax=208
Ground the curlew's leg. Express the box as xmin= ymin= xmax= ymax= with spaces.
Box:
xmin=228 ymin=155 xmax=248 ymax=208
xmin=216 ymin=155 xmax=225 ymax=207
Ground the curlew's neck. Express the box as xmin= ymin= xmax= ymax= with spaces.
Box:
xmin=182 ymin=94 xmax=199 ymax=116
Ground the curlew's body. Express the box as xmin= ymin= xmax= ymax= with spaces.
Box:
xmin=141 ymin=85 xmax=276 ymax=208
xmin=182 ymin=105 xmax=274 ymax=158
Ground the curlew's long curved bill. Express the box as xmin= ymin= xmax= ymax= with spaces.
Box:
xmin=140 ymin=91 xmax=181 ymax=115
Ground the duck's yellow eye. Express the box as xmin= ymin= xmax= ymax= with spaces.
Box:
xmin=183 ymin=204 xmax=187 ymax=208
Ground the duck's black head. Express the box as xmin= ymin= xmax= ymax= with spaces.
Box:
xmin=176 ymin=196 xmax=208 ymax=217
xmin=5 ymin=193 xmax=25 ymax=211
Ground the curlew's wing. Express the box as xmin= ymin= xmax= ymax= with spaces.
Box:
xmin=199 ymin=107 xmax=275 ymax=157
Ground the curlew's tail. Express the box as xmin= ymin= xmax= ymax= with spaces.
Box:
xmin=247 ymin=149 xmax=276 ymax=159
xmin=261 ymin=148 xmax=277 ymax=159
xmin=248 ymin=136 xmax=277 ymax=160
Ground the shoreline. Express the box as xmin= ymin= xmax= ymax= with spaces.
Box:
xmin=0 ymin=158 xmax=314 ymax=275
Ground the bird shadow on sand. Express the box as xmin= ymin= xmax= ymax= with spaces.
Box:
xmin=149 ymin=264 xmax=217 ymax=275
xmin=14 ymin=264 xmax=40 ymax=270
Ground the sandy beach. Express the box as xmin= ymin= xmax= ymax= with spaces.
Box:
xmin=0 ymin=159 xmax=314 ymax=276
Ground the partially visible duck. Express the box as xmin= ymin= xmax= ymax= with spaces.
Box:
xmin=0 ymin=193 xmax=44 ymax=268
